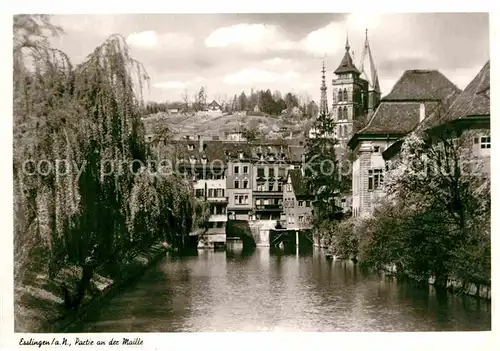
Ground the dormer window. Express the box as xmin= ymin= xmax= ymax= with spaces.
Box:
xmin=239 ymin=152 xmax=244 ymax=159
xmin=188 ymin=144 xmax=194 ymax=151
xmin=189 ymin=156 xmax=196 ymax=164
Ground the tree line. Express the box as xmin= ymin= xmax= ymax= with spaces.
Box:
xmin=144 ymin=88 xmax=319 ymax=118
xmin=13 ymin=15 xmax=196 ymax=314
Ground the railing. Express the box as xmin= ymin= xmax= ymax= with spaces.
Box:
xmin=255 ymin=204 xmax=283 ymax=211
xmin=206 ymin=196 xmax=229 ymax=202
xmin=253 ymin=190 xmax=283 ymax=196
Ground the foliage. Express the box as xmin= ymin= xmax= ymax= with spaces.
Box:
xmin=303 ymin=112 xmax=344 ymax=226
xmin=359 ymin=130 xmax=490 ymax=287
xmin=193 ymin=199 xmax=212 ymax=231
xmin=330 ymin=218 xmax=359 ymax=259
xmin=13 ymin=15 xmax=195 ymax=312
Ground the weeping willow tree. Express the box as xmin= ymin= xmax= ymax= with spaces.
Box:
xmin=13 ymin=15 xmax=195 ymax=312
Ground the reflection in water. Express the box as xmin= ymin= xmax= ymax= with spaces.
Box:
xmin=70 ymin=248 xmax=491 ymax=332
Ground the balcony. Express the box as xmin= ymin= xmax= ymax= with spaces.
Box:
xmin=253 ymin=190 xmax=283 ymax=197
xmin=209 ymin=214 xmax=228 ymax=222
xmin=255 ymin=204 xmax=283 ymax=211
xmin=206 ymin=196 xmax=229 ymax=203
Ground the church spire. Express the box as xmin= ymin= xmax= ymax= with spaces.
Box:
xmin=334 ymin=31 xmax=359 ymax=76
xmin=319 ymin=60 xmax=329 ymax=116
xmin=359 ymin=29 xmax=381 ymax=92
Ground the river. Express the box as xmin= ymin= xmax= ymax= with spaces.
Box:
xmin=70 ymin=241 xmax=490 ymax=332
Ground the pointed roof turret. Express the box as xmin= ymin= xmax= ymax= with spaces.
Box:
xmin=359 ymin=29 xmax=381 ymax=92
xmin=319 ymin=60 xmax=329 ymax=116
xmin=334 ymin=32 xmax=360 ymax=75
xmin=345 ymin=32 xmax=350 ymax=52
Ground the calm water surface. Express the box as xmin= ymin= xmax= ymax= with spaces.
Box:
xmin=72 ymin=242 xmax=490 ymax=332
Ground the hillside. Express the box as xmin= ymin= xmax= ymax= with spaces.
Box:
xmin=143 ymin=111 xmax=313 ymax=140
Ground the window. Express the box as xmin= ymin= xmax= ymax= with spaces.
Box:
xmin=299 ymin=216 xmax=304 ymax=223
xmin=239 ymin=152 xmax=244 ymax=159
xmin=277 ymin=182 xmax=283 ymax=192
xmin=269 ymin=183 xmax=274 ymax=192
xmin=257 ymin=181 xmax=265 ymax=191
xmin=343 ymin=88 xmax=348 ymax=101
xmin=243 ymin=166 xmax=249 ymax=174
xmin=257 ymin=167 xmax=265 ymax=177
xmin=208 ymin=189 xmax=214 ymax=197
xmin=337 ymin=107 xmax=342 ymax=120
xmin=368 ymin=169 xmax=384 ymax=190
xmin=278 ymin=168 xmax=286 ymax=178
xmin=343 ymin=125 xmax=347 ymax=137
xmin=298 ymin=200 xmax=304 ymax=207
xmin=244 ymin=195 xmax=249 ymax=204
xmin=286 ymin=184 xmax=292 ymax=192
xmin=243 ymin=180 xmax=248 ymax=189
xmin=234 ymin=180 xmax=239 ymax=189
xmin=234 ymin=195 xmax=238 ymax=203
xmin=343 ymin=106 xmax=348 ymax=120
xmin=188 ymin=144 xmax=194 ymax=150
xmin=337 ymin=89 xmax=342 ymax=102
xmin=306 ymin=200 xmax=311 ymax=207
xmin=373 ymin=146 xmax=380 ymax=153
xmin=480 ymin=136 xmax=491 ymax=149
xmin=268 ymin=168 xmax=275 ymax=178
xmin=234 ymin=166 xmax=239 ymax=174
xmin=195 ymin=189 xmax=204 ymax=198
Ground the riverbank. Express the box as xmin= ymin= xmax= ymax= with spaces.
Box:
xmin=379 ymin=264 xmax=491 ymax=300
xmin=15 ymin=243 xmax=170 ymax=333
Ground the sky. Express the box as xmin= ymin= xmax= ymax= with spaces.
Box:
xmin=50 ymin=13 xmax=490 ymax=104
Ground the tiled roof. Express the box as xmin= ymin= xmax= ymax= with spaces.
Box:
xmin=353 ymin=69 xmax=461 ymax=136
xmin=169 ymin=139 xmax=226 ymax=164
xmin=288 ymin=169 xmax=311 ymax=197
xmin=334 ymin=50 xmax=360 ymax=75
xmin=384 ymin=70 xmax=461 ymax=101
xmin=439 ymin=61 xmax=490 ymax=122
xmin=360 ymin=101 xmax=440 ymax=134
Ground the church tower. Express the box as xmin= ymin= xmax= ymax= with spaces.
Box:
xmin=319 ymin=60 xmax=329 ymax=116
xmin=331 ymin=34 xmax=367 ymax=147
xmin=359 ymin=29 xmax=381 ymax=112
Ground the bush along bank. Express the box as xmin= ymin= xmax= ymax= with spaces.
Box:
xmin=325 ymin=206 xmax=490 ymax=301
xmin=17 ymin=243 xmax=171 ymax=333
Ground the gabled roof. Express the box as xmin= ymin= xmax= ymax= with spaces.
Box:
xmin=439 ymin=61 xmax=490 ymax=122
xmin=288 ymin=169 xmax=312 ymax=198
xmin=360 ymin=101 xmax=440 ymax=134
xmin=384 ymin=70 xmax=461 ymax=101
xmin=348 ymin=69 xmax=461 ymax=149
xmin=382 ymin=62 xmax=490 ymax=160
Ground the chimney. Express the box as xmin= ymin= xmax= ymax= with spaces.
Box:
xmin=419 ymin=103 xmax=425 ymax=122
xmin=199 ymin=136 xmax=203 ymax=152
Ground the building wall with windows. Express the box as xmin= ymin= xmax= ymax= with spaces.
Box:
xmin=283 ymin=169 xmax=313 ymax=229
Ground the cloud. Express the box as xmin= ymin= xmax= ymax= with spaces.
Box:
xmin=300 ymin=22 xmax=346 ymax=57
xmin=204 ymin=23 xmax=296 ymax=53
xmin=222 ymin=68 xmax=300 ymax=85
xmin=152 ymin=81 xmax=188 ymax=89
xmin=126 ymin=30 xmax=194 ymax=51
xmin=261 ymin=57 xmax=294 ymax=67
